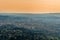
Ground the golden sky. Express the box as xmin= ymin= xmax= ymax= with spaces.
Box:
xmin=0 ymin=0 xmax=60 ymax=13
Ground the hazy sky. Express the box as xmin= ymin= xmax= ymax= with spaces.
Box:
xmin=0 ymin=0 xmax=60 ymax=13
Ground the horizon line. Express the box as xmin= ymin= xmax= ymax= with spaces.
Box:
xmin=0 ymin=11 xmax=60 ymax=14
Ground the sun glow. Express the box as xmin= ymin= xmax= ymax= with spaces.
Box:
xmin=0 ymin=0 xmax=60 ymax=13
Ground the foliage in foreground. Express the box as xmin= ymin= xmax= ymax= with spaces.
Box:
xmin=0 ymin=24 xmax=60 ymax=40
